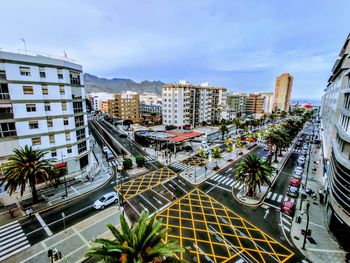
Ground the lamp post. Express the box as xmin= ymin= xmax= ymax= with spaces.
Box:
xmin=301 ymin=210 xmax=310 ymax=250
xmin=117 ymin=165 xmax=124 ymax=215
xmin=61 ymin=154 xmax=68 ymax=198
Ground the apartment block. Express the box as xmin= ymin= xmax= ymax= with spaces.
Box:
xmin=320 ymin=33 xmax=350 ymax=251
xmin=0 ymin=51 xmax=93 ymax=175
xmin=87 ymin=92 xmax=114 ymax=112
xmin=162 ymin=81 xmax=226 ymax=128
xmin=108 ymin=92 xmax=140 ymax=123
xmin=140 ymin=102 xmax=162 ymax=116
xmin=273 ymin=73 xmax=293 ymax=112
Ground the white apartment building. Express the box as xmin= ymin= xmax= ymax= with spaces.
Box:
xmin=162 ymin=81 xmax=226 ymax=128
xmin=87 ymin=92 xmax=114 ymax=112
xmin=0 ymin=51 xmax=93 ymax=176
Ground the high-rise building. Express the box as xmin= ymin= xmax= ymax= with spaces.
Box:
xmin=320 ymin=33 xmax=350 ymax=251
xmin=162 ymin=81 xmax=226 ymax=128
xmin=87 ymin=92 xmax=114 ymax=112
xmin=273 ymin=73 xmax=293 ymax=112
xmin=0 ymin=51 xmax=93 ymax=176
xmin=108 ymin=92 xmax=140 ymax=123
xmin=260 ymin=92 xmax=274 ymax=114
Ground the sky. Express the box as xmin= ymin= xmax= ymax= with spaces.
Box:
xmin=1 ymin=0 xmax=349 ymax=99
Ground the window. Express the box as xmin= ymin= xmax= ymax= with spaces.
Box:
xmin=29 ymin=121 xmax=38 ymax=129
xmin=44 ymin=102 xmax=51 ymax=111
xmin=32 ymin=137 xmax=41 ymax=145
xmin=63 ymin=117 xmax=69 ymax=125
xmin=20 ymin=67 xmax=31 ymax=76
xmin=39 ymin=67 xmax=46 ymax=78
xmin=42 ymin=85 xmax=48 ymax=95
xmin=69 ymin=72 xmax=81 ymax=86
xmin=49 ymin=134 xmax=55 ymax=143
xmin=78 ymin=141 xmax=87 ymax=154
xmin=74 ymin=115 xmax=84 ymax=127
xmin=57 ymin=69 xmax=63 ymax=79
xmin=0 ymin=122 xmax=16 ymax=137
xmin=51 ymin=150 xmax=57 ymax=157
xmin=76 ymin=128 xmax=85 ymax=140
xmin=23 ymin=86 xmax=33 ymax=94
xmin=0 ymin=70 xmax=6 ymax=80
xmin=26 ymin=104 xmax=36 ymax=112
xmin=47 ymin=117 xmax=53 ymax=127
xmin=67 ymin=147 xmax=72 ymax=154
xmin=0 ymin=83 xmax=10 ymax=100
xmin=65 ymin=132 xmax=71 ymax=141
xmin=73 ymin=101 xmax=83 ymax=113
xmin=59 ymin=86 xmax=65 ymax=95
xmin=62 ymin=101 xmax=67 ymax=111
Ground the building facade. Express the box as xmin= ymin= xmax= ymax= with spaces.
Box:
xmin=87 ymin=92 xmax=114 ymax=112
xmin=273 ymin=73 xmax=293 ymax=112
xmin=320 ymin=34 xmax=350 ymax=251
xmin=108 ymin=92 xmax=140 ymax=123
xmin=226 ymin=92 xmax=270 ymax=118
xmin=140 ymin=102 xmax=162 ymax=115
xmin=0 ymin=51 xmax=92 ymax=176
xmin=162 ymin=81 xmax=226 ymax=128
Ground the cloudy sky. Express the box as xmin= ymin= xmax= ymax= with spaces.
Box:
xmin=1 ymin=0 xmax=349 ymax=99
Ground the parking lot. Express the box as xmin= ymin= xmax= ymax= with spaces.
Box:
xmin=114 ymin=167 xmax=176 ymax=199
xmin=157 ymin=188 xmax=294 ymax=263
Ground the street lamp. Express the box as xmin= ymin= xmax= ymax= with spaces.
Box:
xmin=60 ymin=154 xmax=68 ymax=198
xmin=117 ymin=165 xmax=124 ymax=215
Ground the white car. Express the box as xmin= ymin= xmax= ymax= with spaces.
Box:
xmin=94 ymin=192 xmax=118 ymax=210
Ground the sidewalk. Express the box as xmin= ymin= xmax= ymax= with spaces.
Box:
xmin=290 ymin=144 xmax=347 ymax=263
xmin=0 ymin=142 xmax=110 ymax=227
xmin=4 ymin=206 xmax=121 ymax=263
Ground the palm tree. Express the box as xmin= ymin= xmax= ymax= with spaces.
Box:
xmin=263 ymin=129 xmax=279 ymax=163
xmin=225 ymin=138 xmax=235 ymax=161
xmin=197 ymin=148 xmax=207 ymax=166
xmin=233 ymin=154 xmax=274 ymax=197
xmin=0 ymin=146 xmax=56 ymax=203
xmin=232 ymin=118 xmax=241 ymax=135
xmin=219 ymin=123 xmax=228 ymax=140
xmin=211 ymin=147 xmax=222 ymax=170
xmin=86 ymin=211 xmax=183 ymax=262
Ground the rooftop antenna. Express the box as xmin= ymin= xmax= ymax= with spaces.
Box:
xmin=63 ymin=50 xmax=67 ymax=58
xmin=19 ymin=38 xmax=27 ymax=54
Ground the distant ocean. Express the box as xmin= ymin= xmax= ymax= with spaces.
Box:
xmin=291 ymin=98 xmax=321 ymax=106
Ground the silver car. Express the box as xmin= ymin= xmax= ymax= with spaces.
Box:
xmin=94 ymin=192 xmax=118 ymax=210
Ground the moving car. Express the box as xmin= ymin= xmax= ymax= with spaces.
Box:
xmin=93 ymin=192 xmax=118 ymax=209
xmin=281 ymin=201 xmax=296 ymax=216
xmin=119 ymin=133 xmax=128 ymax=138
xmin=289 ymin=178 xmax=301 ymax=188
xmin=287 ymin=186 xmax=299 ymax=198
xmin=102 ymin=146 xmax=109 ymax=154
xmin=106 ymin=149 xmax=115 ymax=161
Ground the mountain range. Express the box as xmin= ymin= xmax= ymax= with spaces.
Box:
xmin=83 ymin=73 xmax=164 ymax=95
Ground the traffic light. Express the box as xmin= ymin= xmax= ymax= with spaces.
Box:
xmin=296 ymin=216 xmax=302 ymax=224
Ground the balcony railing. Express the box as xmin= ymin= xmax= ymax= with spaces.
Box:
xmin=0 ymin=112 xmax=14 ymax=119
xmin=0 ymin=93 xmax=10 ymax=100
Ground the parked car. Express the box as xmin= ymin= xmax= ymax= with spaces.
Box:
xmin=102 ymin=146 xmax=109 ymax=154
xmin=289 ymin=178 xmax=301 ymax=188
xmin=297 ymin=159 xmax=305 ymax=166
xmin=281 ymin=201 xmax=296 ymax=216
xmin=293 ymin=173 xmax=302 ymax=180
xmin=295 ymin=166 xmax=303 ymax=172
xmin=287 ymin=186 xmax=299 ymax=198
xmin=93 ymin=192 xmax=118 ymax=209
xmin=301 ymin=149 xmax=307 ymax=155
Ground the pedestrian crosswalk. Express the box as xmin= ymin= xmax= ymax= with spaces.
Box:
xmin=145 ymin=156 xmax=153 ymax=161
xmin=169 ymin=162 xmax=188 ymax=173
xmin=210 ymin=174 xmax=243 ymax=189
xmin=108 ymin=160 xmax=120 ymax=167
xmin=281 ymin=213 xmax=293 ymax=233
xmin=0 ymin=221 xmax=30 ymax=261
xmin=265 ymin=191 xmax=295 ymax=204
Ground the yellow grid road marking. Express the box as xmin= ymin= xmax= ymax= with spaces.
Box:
xmin=157 ymin=188 xmax=294 ymax=263
xmin=114 ymin=167 xmax=176 ymax=200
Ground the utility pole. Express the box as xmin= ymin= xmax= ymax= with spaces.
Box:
xmin=302 ymin=211 xmax=310 ymax=250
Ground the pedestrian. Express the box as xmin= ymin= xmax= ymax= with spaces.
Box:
xmin=306 ymin=202 xmax=310 ymax=212
xmin=9 ymin=208 xmax=14 ymax=219
xmin=25 ymin=208 xmax=33 ymax=217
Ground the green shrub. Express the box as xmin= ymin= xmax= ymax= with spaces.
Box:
xmin=123 ymin=158 xmax=133 ymax=170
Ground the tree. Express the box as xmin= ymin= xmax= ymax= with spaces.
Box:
xmin=86 ymin=211 xmax=183 ymax=263
xmin=225 ymin=138 xmax=235 ymax=161
xmin=211 ymin=147 xmax=222 ymax=170
xmin=135 ymin=155 xmax=146 ymax=167
xmin=0 ymin=146 xmax=57 ymax=204
xmin=219 ymin=123 xmax=228 ymax=140
xmin=233 ymin=154 xmax=274 ymax=197
xmin=197 ymin=148 xmax=208 ymax=166
xmin=263 ymin=129 xmax=279 ymax=163
xmin=232 ymin=118 xmax=241 ymax=135
xmin=123 ymin=158 xmax=133 ymax=170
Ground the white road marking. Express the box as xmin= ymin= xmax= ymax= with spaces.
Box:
xmin=152 ymin=196 xmax=162 ymax=205
xmin=282 ymin=217 xmax=291 ymax=226
xmin=238 ymin=184 xmax=244 ymax=190
xmin=226 ymin=179 xmax=234 ymax=186
xmin=126 ymin=200 xmax=141 ymax=216
xmin=277 ymin=195 xmax=283 ymax=202
xmin=35 ymin=213 xmax=53 ymax=236
xmin=171 ymin=180 xmax=187 ymax=193
xmin=263 ymin=202 xmax=280 ymax=210
xmin=214 ymin=175 xmax=222 ymax=182
xmin=229 ymin=181 xmax=235 ymax=187
xmin=284 ymin=196 xmax=289 ymax=201
xmin=271 ymin=193 xmax=278 ymax=200
xmin=267 ymin=192 xmax=272 ymax=198
xmin=205 ymin=181 xmax=231 ymax=193
xmin=306 ymin=248 xmax=347 ymax=253
xmin=139 ymin=194 xmax=158 ymax=210
xmin=139 ymin=202 xmax=149 ymax=212
xmin=211 ymin=174 xmax=219 ymax=180
xmin=222 ymin=178 xmax=230 ymax=184
xmin=218 ymin=176 xmax=227 ymax=183
xmin=70 ymin=186 xmax=80 ymax=195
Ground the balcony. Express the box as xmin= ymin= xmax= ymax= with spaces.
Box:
xmin=0 ymin=93 xmax=10 ymax=100
xmin=0 ymin=112 xmax=13 ymax=119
